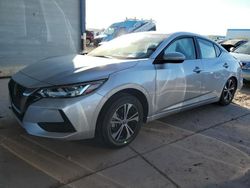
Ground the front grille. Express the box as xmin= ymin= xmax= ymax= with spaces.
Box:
xmin=8 ymin=79 xmax=39 ymax=120
xmin=9 ymin=79 xmax=26 ymax=111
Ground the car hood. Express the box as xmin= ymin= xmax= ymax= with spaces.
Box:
xmin=94 ymin=34 xmax=106 ymax=40
xmin=231 ymin=52 xmax=250 ymax=63
xmin=19 ymin=54 xmax=139 ymax=86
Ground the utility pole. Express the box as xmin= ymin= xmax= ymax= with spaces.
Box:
xmin=80 ymin=0 xmax=86 ymax=53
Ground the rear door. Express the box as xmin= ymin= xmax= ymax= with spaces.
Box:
xmin=196 ymin=38 xmax=230 ymax=99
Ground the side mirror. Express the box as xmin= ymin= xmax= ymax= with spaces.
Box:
xmin=162 ymin=52 xmax=185 ymax=63
xmin=229 ymin=47 xmax=235 ymax=52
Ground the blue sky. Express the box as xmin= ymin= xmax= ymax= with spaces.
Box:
xmin=86 ymin=0 xmax=250 ymax=35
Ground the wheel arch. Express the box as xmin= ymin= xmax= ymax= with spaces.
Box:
xmin=95 ymin=88 xmax=150 ymax=138
xmin=97 ymin=88 xmax=149 ymax=124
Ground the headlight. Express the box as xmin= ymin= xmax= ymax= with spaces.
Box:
xmin=37 ymin=80 xmax=105 ymax=98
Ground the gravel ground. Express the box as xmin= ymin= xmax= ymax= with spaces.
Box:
xmin=234 ymin=82 xmax=250 ymax=109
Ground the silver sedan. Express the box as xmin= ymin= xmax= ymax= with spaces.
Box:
xmin=9 ymin=32 xmax=243 ymax=147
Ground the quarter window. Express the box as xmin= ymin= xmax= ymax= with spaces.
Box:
xmin=165 ymin=38 xmax=196 ymax=60
xmin=198 ymin=39 xmax=216 ymax=59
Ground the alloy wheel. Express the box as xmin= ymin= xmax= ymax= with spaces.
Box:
xmin=110 ymin=103 xmax=139 ymax=142
xmin=222 ymin=78 xmax=236 ymax=103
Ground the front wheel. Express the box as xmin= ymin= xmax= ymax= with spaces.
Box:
xmin=97 ymin=94 xmax=143 ymax=148
xmin=219 ymin=78 xmax=237 ymax=105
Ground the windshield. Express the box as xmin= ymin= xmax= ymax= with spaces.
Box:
xmin=104 ymin=27 xmax=116 ymax=35
xmin=234 ymin=41 xmax=250 ymax=55
xmin=88 ymin=33 xmax=167 ymax=59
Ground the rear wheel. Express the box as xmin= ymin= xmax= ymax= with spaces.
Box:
xmin=97 ymin=94 xmax=143 ymax=148
xmin=219 ymin=78 xmax=237 ymax=105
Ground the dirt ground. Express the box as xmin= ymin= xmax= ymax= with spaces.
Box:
xmin=234 ymin=82 xmax=250 ymax=109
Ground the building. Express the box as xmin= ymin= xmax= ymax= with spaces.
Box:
xmin=0 ymin=0 xmax=85 ymax=77
xmin=226 ymin=29 xmax=250 ymax=39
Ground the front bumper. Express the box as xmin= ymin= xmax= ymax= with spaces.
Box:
xmin=242 ymin=69 xmax=250 ymax=81
xmin=9 ymin=79 xmax=106 ymax=140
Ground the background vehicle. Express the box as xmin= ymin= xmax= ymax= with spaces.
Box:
xmin=208 ymin=35 xmax=226 ymax=43
xmin=220 ymin=39 xmax=248 ymax=52
xmin=93 ymin=18 xmax=156 ymax=46
xmin=231 ymin=41 xmax=250 ymax=82
xmin=86 ymin=30 xmax=94 ymax=46
xmin=9 ymin=32 xmax=242 ymax=148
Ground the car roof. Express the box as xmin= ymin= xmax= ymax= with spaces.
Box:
xmin=128 ymin=31 xmax=209 ymax=40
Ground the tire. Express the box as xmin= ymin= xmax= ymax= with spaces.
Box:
xmin=86 ymin=39 xmax=91 ymax=46
xmin=219 ymin=78 xmax=237 ymax=106
xmin=97 ymin=94 xmax=143 ymax=148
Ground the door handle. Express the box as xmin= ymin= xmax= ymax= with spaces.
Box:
xmin=193 ymin=66 xmax=202 ymax=74
xmin=223 ymin=63 xmax=229 ymax=68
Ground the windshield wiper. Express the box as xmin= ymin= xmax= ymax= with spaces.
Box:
xmin=92 ymin=55 xmax=113 ymax=59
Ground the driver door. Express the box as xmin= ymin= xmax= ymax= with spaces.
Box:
xmin=154 ymin=37 xmax=203 ymax=113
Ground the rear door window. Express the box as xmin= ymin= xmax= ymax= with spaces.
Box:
xmin=197 ymin=39 xmax=216 ymax=59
